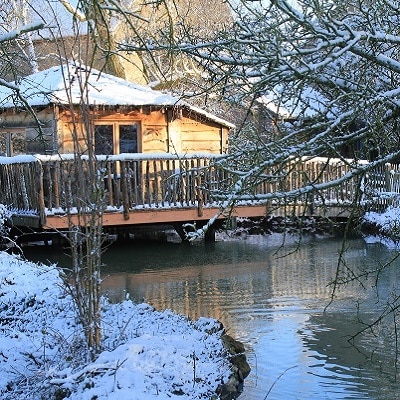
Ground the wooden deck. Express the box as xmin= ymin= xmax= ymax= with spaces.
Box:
xmin=1 ymin=153 xmax=398 ymax=239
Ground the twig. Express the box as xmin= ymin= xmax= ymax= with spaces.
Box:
xmin=263 ymin=365 xmax=297 ymax=400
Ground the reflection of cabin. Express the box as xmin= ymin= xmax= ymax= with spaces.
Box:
xmin=0 ymin=64 xmax=234 ymax=156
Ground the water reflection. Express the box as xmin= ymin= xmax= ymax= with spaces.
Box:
xmin=302 ymin=312 xmax=395 ymax=400
xmin=100 ymin=235 xmax=366 ymax=318
xmin=23 ymin=234 xmax=400 ymax=399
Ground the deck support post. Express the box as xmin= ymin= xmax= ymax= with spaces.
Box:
xmin=172 ymin=223 xmax=187 ymax=242
xmin=204 ymin=226 xmax=216 ymax=242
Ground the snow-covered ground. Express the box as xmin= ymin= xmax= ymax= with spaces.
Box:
xmin=0 ymin=251 xmax=232 ymax=400
xmin=363 ymin=206 xmax=400 ymax=248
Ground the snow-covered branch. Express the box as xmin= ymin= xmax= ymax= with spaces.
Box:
xmin=0 ymin=21 xmax=45 ymax=43
xmin=123 ymin=0 xmax=400 ymax=219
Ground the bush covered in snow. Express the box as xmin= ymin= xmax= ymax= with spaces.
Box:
xmin=0 ymin=205 xmax=11 ymax=238
xmin=0 ymin=252 xmax=232 ymax=400
xmin=363 ymin=207 xmax=400 ymax=244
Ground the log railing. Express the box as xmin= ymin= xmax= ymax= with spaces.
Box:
xmin=361 ymin=163 xmax=400 ymax=212
xmin=37 ymin=154 xmax=228 ymax=214
xmin=0 ymin=155 xmax=45 ymax=223
xmin=234 ymin=156 xmax=362 ymax=206
xmin=0 ymin=154 xmax=397 ymax=227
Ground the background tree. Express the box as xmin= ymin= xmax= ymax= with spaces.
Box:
xmin=114 ymin=0 xmax=233 ymax=114
xmin=123 ymin=0 xmax=400 ymax=201
xmin=0 ymin=0 xmax=146 ymax=83
xmin=0 ymin=0 xmax=40 ymax=79
xmin=121 ymin=0 xmax=400 ymax=349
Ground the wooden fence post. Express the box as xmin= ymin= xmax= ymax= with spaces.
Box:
xmin=36 ymin=159 xmax=47 ymax=227
xmin=120 ymin=160 xmax=130 ymax=220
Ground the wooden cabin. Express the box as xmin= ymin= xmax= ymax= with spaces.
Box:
xmin=0 ymin=64 xmax=234 ymax=157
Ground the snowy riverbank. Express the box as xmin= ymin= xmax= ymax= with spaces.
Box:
xmin=0 ymin=251 xmax=246 ymax=399
xmin=362 ymin=206 xmax=400 ymax=248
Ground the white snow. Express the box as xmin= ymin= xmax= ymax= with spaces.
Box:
xmin=0 ymin=155 xmax=37 ymax=164
xmin=0 ymin=251 xmax=232 ymax=400
xmin=0 ymin=64 xmax=181 ymax=107
xmin=258 ymin=83 xmax=339 ymax=119
xmin=33 ymin=152 xmax=224 ymax=163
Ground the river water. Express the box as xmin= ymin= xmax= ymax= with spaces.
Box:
xmin=24 ymin=233 xmax=400 ymax=399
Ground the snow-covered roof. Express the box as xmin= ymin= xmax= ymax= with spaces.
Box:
xmin=0 ymin=64 xmax=235 ymax=128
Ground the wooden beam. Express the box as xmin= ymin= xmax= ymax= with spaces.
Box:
xmin=41 ymin=203 xmax=355 ymax=231
xmin=42 ymin=205 xmax=268 ymax=230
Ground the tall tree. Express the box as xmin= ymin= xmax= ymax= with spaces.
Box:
xmin=123 ymin=0 xmax=400 ymax=195
xmin=11 ymin=0 xmax=400 ymax=357
xmin=122 ymin=0 xmax=400 ymax=346
xmin=0 ymin=1 xmax=110 ymax=358
xmin=116 ymin=0 xmax=233 ymax=113
xmin=0 ymin=0 xmax=42 ymax=78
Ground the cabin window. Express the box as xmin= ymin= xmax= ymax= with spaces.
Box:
xmin=0 ymin=129 xmax=26 ymax=156
xmin=95 ymin=123 xmax=139 ymax=155
xmin=95 ymin=125 xmax=113 ymax=155
xmin=25 ymin=127 xmax=55 ymax=154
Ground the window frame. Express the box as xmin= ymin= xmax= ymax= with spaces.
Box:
xmin=93 ymin=121 xmax=141 ymax=155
